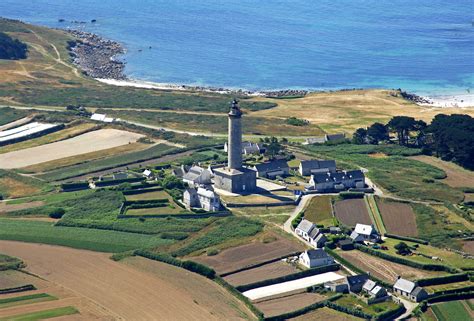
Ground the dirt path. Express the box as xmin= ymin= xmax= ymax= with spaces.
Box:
xmin=0 ymin=241 xmax=253 ymax=321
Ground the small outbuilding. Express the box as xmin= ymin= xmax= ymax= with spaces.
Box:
xmin=338 ymin=239 xmax=354 ymax=251
xmin=350 ymin=224 xmax=380 ymax=243
xmin=393 ymin=277 xmax=428 ymax=302
xmin=346 ymin=274 xmax=369 ymax=293
xmin=253 ymin=160 xmax=290 ymax=179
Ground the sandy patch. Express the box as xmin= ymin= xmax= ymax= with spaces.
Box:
xmin=0 ymin=241 xmax=255 ymax=320
xmin=0 ymin=129 xmax=144 ymax=169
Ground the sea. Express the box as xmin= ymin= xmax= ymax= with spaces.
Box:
xmin=1 ymin=0 xmax=473 ymax=100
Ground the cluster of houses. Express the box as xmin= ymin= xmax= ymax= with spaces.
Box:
xmin=325 ymin=274 xmax=389 ymax=302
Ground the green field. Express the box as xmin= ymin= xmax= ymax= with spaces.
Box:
xmin=332 ymin=294 xmax=400 ymax=317
xmin=303 ymin=196 xmax=334 ymax=226
xmin=102 ymin=109 xmax=325 ymax=136
xmin=35 ymin=144 xmax=178 ymax=181
xmin=375 ymin=237 xmax=474 ymax=270
xmin=0 ymin=293 xmax=56 ymax=309
xmin=0 ymin=306 xmax=78 ymax=321
xmin=0 ymin=107 xmax=29 ymax=126
xmin=431 ymin=301 xmax=471 ymax=321
xmin=301 ymin=144 xmax=463 ymax=204
xmin=0 ymin=219 xmax=174 ymax=252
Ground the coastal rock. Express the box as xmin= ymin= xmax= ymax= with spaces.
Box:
xmin=66 ymin=30 xmax=127 ymax=80
xmin=397 ymin=89 xmax=432 ymax=104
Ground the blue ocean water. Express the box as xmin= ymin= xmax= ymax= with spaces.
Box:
xmin=1 ymin=0 xmax=473 ymax=96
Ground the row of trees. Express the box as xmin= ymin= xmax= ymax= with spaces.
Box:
xmin=353 ymin=116 xmax=427 ymax=146
xmin=0 ymin=32 xmax=27 ymax=60
xmin=353 ymin=114 xmax=474 ymax=170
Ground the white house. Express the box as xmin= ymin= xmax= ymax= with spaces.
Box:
xmin=224 ymin=141 xmax=264 ymax=155
xmin=309 ymin=170 xmax=365 ymax=192
xmin=393 ymin=278 xmax=428 ymax=302
xmin=182 ymin=165 xmax=212 ymax=186
xmin=183 ymin=187 xmax=220 ymax=212
xmin=299 ymin=249 xmax=334 ymax=268
xmin=142 ymin=169 xmax=153 ymax=179
xmin=197 ymin=188 xmax=220 ymax=212
xmin=350 ymin=224 xmax=381 ymax=243
xmin=295 ymin=219 xmax=316 ymax=242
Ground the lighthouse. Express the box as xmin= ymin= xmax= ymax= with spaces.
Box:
xmin=213 ymin=100 xmax=257 ymax=194
xmin=228 ymin=99 xmax=243 ymax=169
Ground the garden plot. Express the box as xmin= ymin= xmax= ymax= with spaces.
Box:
xmin=334 ymin=199 xmax=372 ymax=226
xmin=255 ymin=292 xmax=327 ymax=317
xmin=224 ymin=260 xmax=299 ymax=286
xmin=0 ymin=129 xmax=144 ymax=169
xmin=336 ymin=249 xmax=444 ymax=283
xmin=192 ymin=234 xmax=303 ymax=275
xmin=243 ymin=272 xmax=344 ymax=300
xmin=376 ymin=199 xmax=418 ymax=237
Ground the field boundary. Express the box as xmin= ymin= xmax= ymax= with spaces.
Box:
xmin=366 ymin=195 xmax=386 ymax=234
xmin=220 ymin=252 xmax=301 ymax=277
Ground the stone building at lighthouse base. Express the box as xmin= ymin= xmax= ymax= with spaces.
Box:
xmin=213 ymin=167 xmax=257 ymax=194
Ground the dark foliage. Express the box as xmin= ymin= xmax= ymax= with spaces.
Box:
xmin=0 ymin=32 xmax=27 ymax=60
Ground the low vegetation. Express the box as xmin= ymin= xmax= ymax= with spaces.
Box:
xmin=0 ymin=306 xmax=79 ymax=321
xmin=303 ymin=196 xmax=334 ymax=226
xmin=431 ymin=300 xmax=472 ymax=321
xmin=0 ymin=254 xmax=23 ymax=271
xmin=0 ymin=107 xmax=29 ymax=126
xmin=0 ymin=169 xmax=52 ymax=199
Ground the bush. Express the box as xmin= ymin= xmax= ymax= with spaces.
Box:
xmin=394 ymin=242 xmax=411 ymax=255
xmin=285 ymin=117 xmax=309 ymax=126
xmin=0 ymin=32 xmax=27 ymax=60
xmin=291 ymin=211 xmax=304 ymax=229
xmin=339 ymin=192 xmax=365 ymax=199
xmin=207 ymin=249 xmax=219 ymax=256
xmin=417 ymin=273 xmax=469 ymax=287
xmin=384 ymin=234 xmax=429 ymax=245
xmin=48 ymin=208 xmax=66 ymax=219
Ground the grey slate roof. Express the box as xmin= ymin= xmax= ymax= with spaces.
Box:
xmin=314 ymin=233 xmax=327 ymax=243
xmin=306 ymin=249 xmax=330 ymax=260
xmin=394 ymin=278 xmax=416 ymax=293
xmin=296 ymin=219 xmax=315 ymax=234
xmin=309 ymin=228 xmax=321 ymax=239
xmin=326 ymin=133 xmax=345 ymax=141
xmin=338 ymin=239 xmax=353 ymax=246
xmin=300 ymin=159 xmax=336 ymax=171
xmin=411 ymin=286 xmax=426 ymax=296
xmin=347 ymin=274 xmax=369 ymax=287
xmin=254 ymin=160 xmax=289 ymax=172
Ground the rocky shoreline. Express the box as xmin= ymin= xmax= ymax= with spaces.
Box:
xmin=67 ymin=30 xmax=127 ymax=80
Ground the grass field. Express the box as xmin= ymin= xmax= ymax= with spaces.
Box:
xmin=36 ymin=143 xmax=178 ymax=181
xmin=425 ymin=281 xmax=474 ymax=294
xmin=0 ymin=107 xmax=29 ymax=126
xmin=377 ymin=237 xmax=474 ymax=270
xmin=102 ymin=109 xmax=325 ymax=136
xmin=0 ymin=219 xmax=174 ymax=252
xmin=0 ymin=122 xmax=98 ymax=154
xmin=290 ymin=307 xmax=363 ymax=320
xmin=332 ymin=294 xmax=399 ymax=317
xmin=0 ymin=293 xmax=56 ymax=309
xmin=0 ymin=170 xmax=51 ymax=199
xmin=304 ymin=196 xmax=334 ymax=227
xmin=301 ymin=144 xmax=464 ymax=204
xmin=431 ymin=301 xmax=472 ymax=321
xmin=0 ymin=306 xmax=78 ymax=321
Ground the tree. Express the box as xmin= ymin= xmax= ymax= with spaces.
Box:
xmin=394 ymin=242 xmax=411 ymax=255
xmin=263 ymin=136 xmax=283 ymax=159
xmin=352 ymin=128 xmax=368 ymax=144
xmin=387 ymin=116 xmax=417 ymax=145
xmin=367 ymin=122 xmax=389 ymax=144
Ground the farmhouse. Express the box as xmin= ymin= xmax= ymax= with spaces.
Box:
xmin=350 ymin=224 xmax=381 ymax=243
xmin=182 ymin=165 xmax=212 ymax=187
xmin=224 ymin=141 xmax=264 ymax=155
xmin=295 ymin=219 xmax=316 ymax=242
xmin=253 ymin=159 xmax=290 ymax=179
xmin=309 ymin=170 xmax=365 ymax=192
xmin=183 ymin=187 xmax=221 ymax=211
xmin=346 ymin=274 xmax=369 ymax=293
xmin=299 ymin=249 xmax=334 ymax=268
xmin=299 ymin=159 xmax=336 ymax=176
xmin=393 ymin=278 xmax=428 ymax=302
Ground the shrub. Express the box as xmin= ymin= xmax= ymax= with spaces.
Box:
xmin=339 ymin=192 xmax=365 ymax=199
xmin=291 ymin=211 xmax=304 ymax=229
xmin=384 ymin=234 xmax=429 ymax=245
xmin=417 ymin=273 xmax=469 ymax=287
xmin=48 ymin=208 xmax=66 ymax=219
xmin=207 ymin=249 xmax=219 ymax=256
xmin=394 ymin=242 xmax=411 ymax=255
xmin=285 ymin=117 xmax=309 ymax=126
